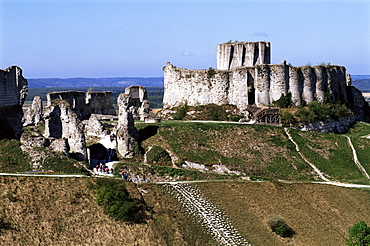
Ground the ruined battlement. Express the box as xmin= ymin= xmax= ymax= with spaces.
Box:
xmin=47 ymin=91 xmax=116 ymax=120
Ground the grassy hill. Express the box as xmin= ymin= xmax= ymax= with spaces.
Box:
xmin=137 ymin=121 xmax=370 ymax=184
xmin=1 ymin=121 xmax=370 ymax=245
xmin=0 ymin=177 xmax=369 ymax=245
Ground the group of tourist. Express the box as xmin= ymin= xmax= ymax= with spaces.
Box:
xmin=95 ymin=163 xmax=113 ymax=174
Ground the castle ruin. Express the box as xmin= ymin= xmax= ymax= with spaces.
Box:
xmin=163 ymin=41 xmax=368 ymax=121
xmin=47 ymin=91 xmax=116 ymax=120
xmin=0 ymin=66 xmax=28 ymax=139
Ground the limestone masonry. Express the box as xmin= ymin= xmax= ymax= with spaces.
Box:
xmin=125 ymin=85 xmax=150 ymax=121
xmin=163 ymin=41 xmax=369 ymax=121
xmin=47 ymin=91 xmax=116 ymax=120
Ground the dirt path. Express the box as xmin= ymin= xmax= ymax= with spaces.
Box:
xmin=284 ymin=128 xmax=330 ymax=181
xmin=345 ymin=136 xmax=370 ymax=180
xmin=165 ymin=183 xmax=251 ymax=246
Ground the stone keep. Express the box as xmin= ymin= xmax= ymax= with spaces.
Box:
xmin=162 ymin=41 xmax=369 ymax=121
xmin=124 ymin=85 xmax=150 ymax=121
xmin=0 ymin=66 xmax=28 ymax=139
xmin=217 ymin=41 xmax=271 ymax=70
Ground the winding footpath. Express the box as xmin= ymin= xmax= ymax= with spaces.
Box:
xmin=165 ymin=183 xmax=250 ymax=246
xmin=284 ymin=128 xmax=330 ymax=181
xmin=345 ymin=136 xmax=370 ymax=180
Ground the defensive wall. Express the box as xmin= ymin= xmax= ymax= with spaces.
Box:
xmin=163 ymin=61 xmax=348 ymax=109
xmin=163 ymin=41 xmax=351 ymax=110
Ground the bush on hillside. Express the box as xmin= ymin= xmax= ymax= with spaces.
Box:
xmin=281 ymin=109 xmax=297 ymax=127
xmin=266 ymin=215 xmax=294 ymax=238
xmin=146 ymin=145 xmax=172 ymax=166
xmin=173 ymin=102 xmax=189 ymax=120
xmin=346 ymin=221 xmax=370 ymax=246
xmin=95 ymin=178 xmax=146 ymax=223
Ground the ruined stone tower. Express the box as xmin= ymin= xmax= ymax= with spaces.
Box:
xmin=217 ymin=41 xmax=271 ymax=70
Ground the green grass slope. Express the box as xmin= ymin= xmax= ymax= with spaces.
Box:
xmin=138 ymin=121 xmax=370 ymax=183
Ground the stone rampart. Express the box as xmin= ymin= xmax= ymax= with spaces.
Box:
xmin=163 ymin=61 xmax=348 ymax=109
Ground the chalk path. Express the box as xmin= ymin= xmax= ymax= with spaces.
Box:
xmin=165 ymin=183 xmax=251 ymax=246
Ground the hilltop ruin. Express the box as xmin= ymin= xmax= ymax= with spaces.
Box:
xmin=163 ymin=41 xmax=369 ymax=122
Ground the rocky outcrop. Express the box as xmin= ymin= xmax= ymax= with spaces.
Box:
xmin=47 ymin=91 xmax=116 ymax=120
xmin=116 ymin=93 xmax=140 ymax=158
xmin=292 ymin=116 xmax=356 ymax=134
xmin=44 ymin=99 xmax=86 ymax=160
xmin=0 ymin=66 xmax=28 ymax=139
xmin=125 ymin=85 xmax=150 ymax=121
xmin=22 ymin=96 xmax=44 ymax=126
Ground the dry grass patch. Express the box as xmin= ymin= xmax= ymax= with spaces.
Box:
xmin=195 ymin=181 xmax=370 ymax=246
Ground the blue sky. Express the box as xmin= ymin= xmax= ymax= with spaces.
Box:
xmin=1 ymin=0 xmax=369 ymax=78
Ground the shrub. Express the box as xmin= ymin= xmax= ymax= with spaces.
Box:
xmin=281 ymin=109 xmax=296 ymax=127
xmin=173 ymin=101 xmax=189 ymax=120
xmin=207 ymin=67 xmax=217 ymax=78
xmin=208 ymin=104 xmax=227 ymax=121
xmin=266 ymin=215 xmax=294 ymax=238
xmin=95 ymin=178 xmax=145 ymax=223
xmin=272 ymin=93 xmax=294 ymax=108
xmin=146 ymin=145 xmax=172 ymax=166
xmin=346 ymin=221 xmax=370 ymax=246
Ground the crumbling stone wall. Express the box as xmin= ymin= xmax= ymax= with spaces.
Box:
xmin=47 ymin=91 xmax=116 ymax=120
xmin=0 ymin=66 xmax=28 ymax=139
xmin=163 ymin=61 xmax=348 ymax=108
xmin=85 ymin=91 xmax=116 ymax=116
xmin=116 ymin=93 xmax=140 ymax=158
xmin=125 ymin=85 xmax=150 ymax=121
xmin=44 ymin=100 xmax=87 ymax=160
xmin=22 ymin=96 xmax=44 ymax=126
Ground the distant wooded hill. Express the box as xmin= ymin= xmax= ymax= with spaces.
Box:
xmin=27 ymin=77 xmax=164 ymax=88
xmin=27 ymin=87 xmax=164 ymax=108
xmin=28 ymin=76 xmax=369 ymax=91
